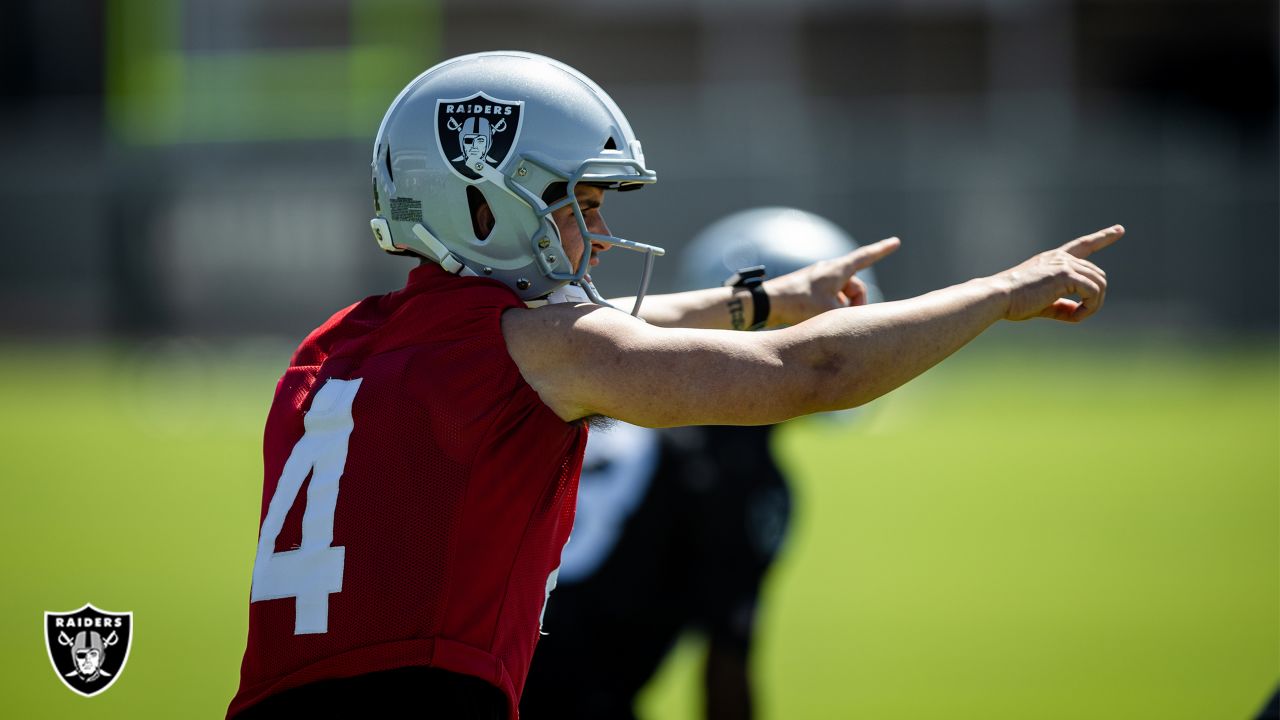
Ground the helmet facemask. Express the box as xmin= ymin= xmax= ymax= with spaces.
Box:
xmin=493 ymin=152 xmax=663 ymax=314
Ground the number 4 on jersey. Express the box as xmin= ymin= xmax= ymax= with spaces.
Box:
xmin=251 ymin=378 xmax=362 ymax=635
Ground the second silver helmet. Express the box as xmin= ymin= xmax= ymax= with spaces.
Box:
xmin=680 ymin=207 xmax=883 ymax=306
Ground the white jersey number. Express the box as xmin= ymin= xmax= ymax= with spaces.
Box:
xmin=250 ymin=378 xmax=362 ymax=635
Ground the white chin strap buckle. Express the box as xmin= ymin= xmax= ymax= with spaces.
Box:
xmin=370 ymin=218 xmax=397 ymax=252
xmin=526 ymin=283 xmax=591 ymax=308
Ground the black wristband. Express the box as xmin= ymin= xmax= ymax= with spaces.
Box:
xmin=724 ymin=265 xmax=770 ymax=330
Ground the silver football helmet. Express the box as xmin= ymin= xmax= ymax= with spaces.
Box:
xmin=369 ymin=51 xmax=664 ymax=313
xmin=679 ymin=207 xmax=883 ymax=305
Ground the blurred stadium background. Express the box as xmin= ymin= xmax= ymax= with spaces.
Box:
xmin=1 ymin=0 xmax=1275 ymax=718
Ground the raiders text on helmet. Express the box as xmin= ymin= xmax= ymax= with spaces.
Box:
xmin=369 ymin=51 xmax=664 ymax=313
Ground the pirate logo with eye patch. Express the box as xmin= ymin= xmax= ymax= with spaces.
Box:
xmin=45 ymin=603 xmax=133 ymax=697
xmin=436 ymin=92 xmax=524 ymax=182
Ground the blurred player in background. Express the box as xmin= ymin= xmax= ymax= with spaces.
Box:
xmin=1258 ymin=685 xmax=1280 ymax=719
xmin=521 ymin=209 xmax=882 ymax=720
xmin=226 ymin=50 xmax=1122 ymax=720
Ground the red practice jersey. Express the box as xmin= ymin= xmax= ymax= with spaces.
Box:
xmin=227 ymin=262 xmax=587 ymax=719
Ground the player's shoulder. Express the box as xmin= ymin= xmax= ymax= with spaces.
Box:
xmin=500 ymin=302 xmax=622 ymax=368
xmin=404 ymin=261 xmax=526 ymax=311
xmin=288 ymin=298 xmax=369 ymax=369
xmin=501 ymin=300 xmax=644 ymax=339
xmin=286 ymin=269 xmax=513 ymax=366
xmin=500 ymin=302 xmax=658 ymax=422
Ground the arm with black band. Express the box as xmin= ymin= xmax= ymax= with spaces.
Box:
xmin=723 ymin=265 xmax=770 ymax=331
xmin=606 ymin=266 xmax=770 ymax=331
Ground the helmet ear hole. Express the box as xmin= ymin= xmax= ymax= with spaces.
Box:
xmin=384 ymin=143 xmax=394 ymax=182
xmin=467 ymin=185 xmax=494 ymax=241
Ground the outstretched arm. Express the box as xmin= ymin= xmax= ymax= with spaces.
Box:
xmin=609 ymin=239 xmax=901 ymax=330
xmin=507 ymin=226 xmax=1123 ymax=427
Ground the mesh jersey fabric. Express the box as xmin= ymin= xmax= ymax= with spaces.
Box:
xmin=227 ymin=261 xmax=587 ymax=720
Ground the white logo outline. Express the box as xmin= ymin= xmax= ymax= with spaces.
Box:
xmin=44 ymin=602 xmax=134 ymax=698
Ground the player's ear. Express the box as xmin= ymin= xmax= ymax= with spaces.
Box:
xmin=468 ymin=185 xmax=495 ymax=240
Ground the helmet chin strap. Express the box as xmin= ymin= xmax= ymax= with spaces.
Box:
xmin=575 ymin=249 xmax=657 ymax=317
xmin=578 ymin=276 xmax=617 ymax=310
xmin=536 ymin=249 xmax=655 ymax=317
xmin=525 ymin=281 xmax=591 ymax=308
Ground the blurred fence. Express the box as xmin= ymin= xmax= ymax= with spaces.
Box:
xmin=1 ymin=0 xmax=1275 ymax=337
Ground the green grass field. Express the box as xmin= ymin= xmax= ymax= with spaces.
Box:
xmin=3 ymin=334 xmax=1276 ymax=719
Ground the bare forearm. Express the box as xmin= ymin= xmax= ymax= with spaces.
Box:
xmin=610 ymin=287 xmax=753 ymax=330
xmin=774 ymin=277 xmax=1009 ymax=415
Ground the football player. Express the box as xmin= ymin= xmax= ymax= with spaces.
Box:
xmin=226 ymin=51 xmax=1122 ymax=720
xmin=1257 ymin=684 xmax=1280 ymax=719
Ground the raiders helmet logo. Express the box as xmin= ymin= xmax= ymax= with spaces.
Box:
xmin=44 ymin=603 xmax=133 ymax=697
xmin=436 ymin=92 xmax=524 ymax=182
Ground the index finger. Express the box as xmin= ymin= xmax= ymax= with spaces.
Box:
xmin=1061 ymin=225 xmax=1124 ymax=259
xmin=841 ymin=236 xmax=902 ymax=273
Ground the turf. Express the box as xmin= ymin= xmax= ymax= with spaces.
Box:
xmin=2 ymin=334 xmax=1275 ymax=719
